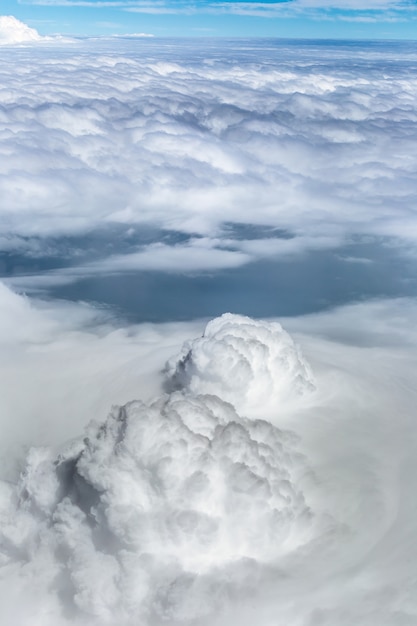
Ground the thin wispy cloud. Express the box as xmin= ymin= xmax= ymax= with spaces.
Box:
xmin=20 ymin=0 xmax=415 ymax=15
xmin=16 ymin=0 xmax=417 ymax=12
xmin=13 ymin=0 xmax=417 ymax=33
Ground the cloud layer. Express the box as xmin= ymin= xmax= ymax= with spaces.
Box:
xmin=16 ymin=0 xmax=417 ymax=16
xmin=1 ymin=33 xmax=417 ymax=626
xmin=1 ymin=37 xmax=417 ymax=283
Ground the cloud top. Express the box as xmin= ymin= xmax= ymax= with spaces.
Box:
xmin=0 ymin=15 xmax=44 ymax=44
xmin=167 ymin=313 xmax=315 ymax=417
xmin=0 ymin=313 xmax=316 ymax=624
xmin=2 ymin=300 xmax=417 ymax=625
xmin=0 ymin=15 xmax=73 ymax=45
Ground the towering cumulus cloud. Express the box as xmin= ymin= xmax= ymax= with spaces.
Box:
xmin=0 ymin=314 xmax=317 ymax=625
xmin=167 ymin=313 xmax=315 ymax=417
xmin=0 ymin=16 xmax=44 ymax=44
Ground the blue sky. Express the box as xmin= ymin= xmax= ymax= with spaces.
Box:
xmin=2 ymin=0 xmax=417 ymax=38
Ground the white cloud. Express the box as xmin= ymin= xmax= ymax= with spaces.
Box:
xmin=1 ymin=30 xmax=417 ymax=626
xmin=292 ymin=0 xmax=413 ymax=8
xmin=78 ymin=239 xmax=251 ymax=272
xmin=0 ymin=15 xmax=43 ymax=43
xmin=0 ymin=303 xmax=320 ymax=625
xmin=20 ymin=0 xmax=144 ymax=6
xmin=166 ymin=312 xmax=315 ymax=417
xmin=17 ymin=0 xmax=417 ymax=12
xmin=0 ymin=36 xmax=417 ymax=276
xmin=0 ymin=282 xmax=204 ymax=480
xmin=1 ymin=297 xmax=417 ymax=624
xmin=112 ymin=32 xmax=155 ymax=37
xmin=0 ymin=15 xmax=72 ymax=44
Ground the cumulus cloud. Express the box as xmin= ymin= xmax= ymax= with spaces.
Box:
xmin=0 ymin=309 xmax=319 ymax=625
xmin=1 ymin=26 xmax=417 ymax=626
xmin=1 ymin=37 xmax=417 ymax=282
xmin=2 ymin=299 xmax=417 ymax=625
xmin=166 ymin=312 xmax=315 ymax=417
xmin=0 ymin=395 xmax=314 ymax=624
xmin=0 ymin=15 xmax=71 ymax=45
xmin=0 ymin=281 xmax=204 ymax=480
xmin=0 ymin=15 xmax=44 ymax=44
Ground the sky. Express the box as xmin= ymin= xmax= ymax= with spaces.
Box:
xmin=2 ymin=0 xmax=417 ymax=38
xmin=2 ymin=19 xmax=417 ymax=626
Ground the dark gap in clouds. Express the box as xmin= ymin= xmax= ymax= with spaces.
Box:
xmin=41 ymin=239 xmax=417 ymax=323
xmin=0 ymin=225 xmax=293 ymax=278
xmin=0 ymin=252 xmax=68 ymax=277
xmin=0 ymin=226 xmax=194 ymax=276
xmin=219 ymin=222 xmax=294 ymax=240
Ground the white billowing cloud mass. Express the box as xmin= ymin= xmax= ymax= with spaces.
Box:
xmin=0 ymin=281 xmax=204 ymax=480
xmin=0 ymin=305 xmax=318 ymax=625
xmin=0 ymin=15 xmax=42 ymax=43
xmin=2 ymin=34 xmax=417 ymax=626
xmin=2 ymin=286 xmax=417 ymax=625
xmin=0 ymin=15 xmax=59 ymax=44
xmin=0 ymin=15 xmax=74 ymax=47
xmin=0 ymin=36 xmax=417 ymax=278
xmin=166 ymin=313 xmax=315 ymax=417
xmin=0 ymin=384 xmax=312 ymax=624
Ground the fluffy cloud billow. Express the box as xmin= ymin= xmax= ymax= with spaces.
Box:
xmin=0 ymin=313 xmax=319 ymax=625
xmin=1 ymin=37 xmax=417 ymax=280
xmin=0 ymin=281 xmax=204 ymax=480
xmin=2 ymin=32 xmax=417 ymax=626
xmin=2 ymin=302 xmax=417 ymax=625
xmin=166 ymin=313 xmax=315 ymax=416
xmin=0 ymin=15 xmax=44 ymax=44
xmin=0 ymin=15 xmax=70 ymax=45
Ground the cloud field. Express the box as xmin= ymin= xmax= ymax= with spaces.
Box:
xmin=1 ymin=37 xmax=417 ymax=283
xmin=1 ymin=33 xmax=417 ymax=626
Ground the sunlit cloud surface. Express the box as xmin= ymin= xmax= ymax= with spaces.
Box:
xmin=1 ymin=32 xmax=417 ymax=626
xmin=1 ymin=37 xmax=417 ymax=282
